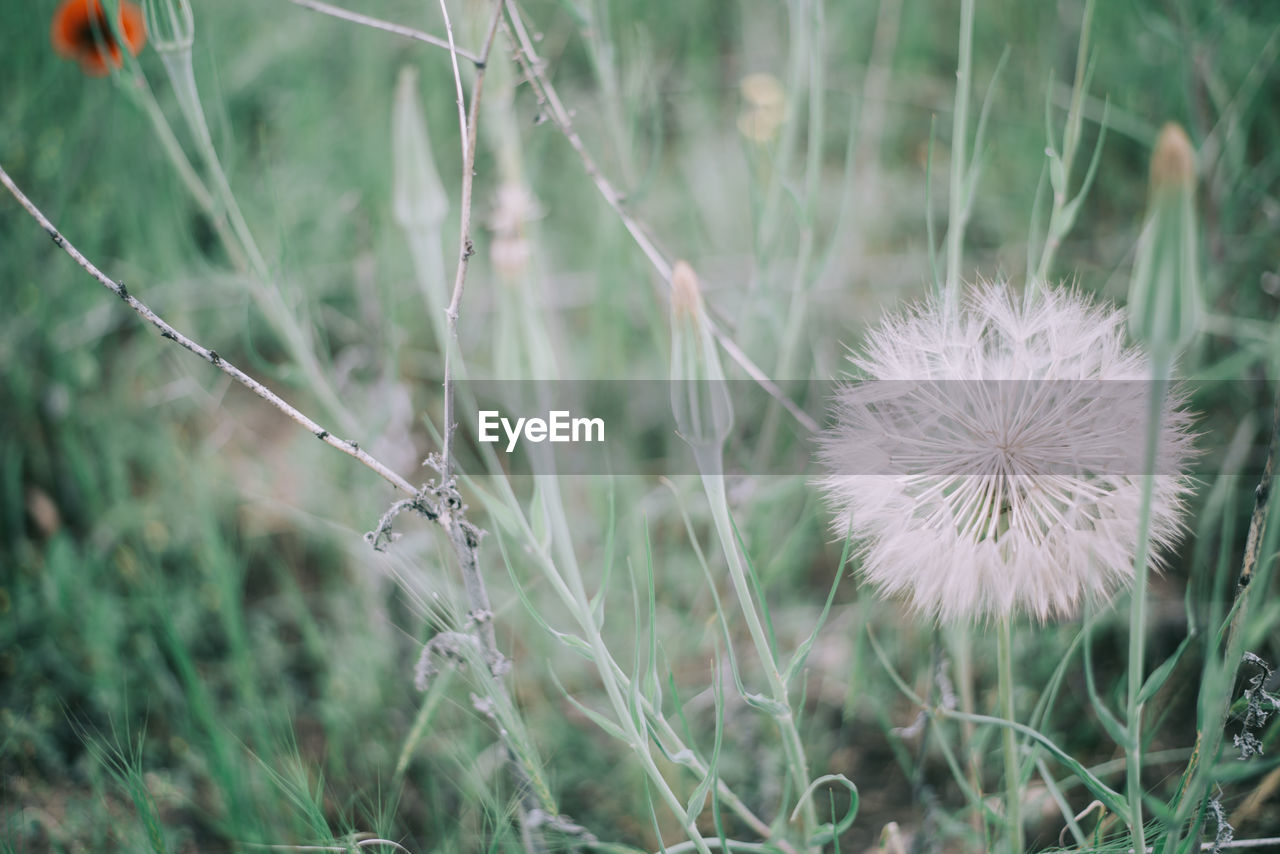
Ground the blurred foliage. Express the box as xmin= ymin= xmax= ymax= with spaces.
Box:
xmin=2 ymin=0 xmax=1279 ymax=852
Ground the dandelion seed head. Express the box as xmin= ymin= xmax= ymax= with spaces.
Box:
xmin=818 ymin=283 xmax=1196 ymax=622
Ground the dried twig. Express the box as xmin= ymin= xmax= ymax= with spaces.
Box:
xmin=1234 ymin=387 xmax=1280 ymax=597
xmin=439 ymin=0 xmax=504 ymax=477
xmin=0 ymin=163 xmax=416 ymax=498
xmin=430 ymin=3 xmax=561 ymax=850
xmin=284 ymin=0 xmax=481 ymax=63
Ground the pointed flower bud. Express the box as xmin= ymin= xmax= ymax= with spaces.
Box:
xmin=392 ymin=67 xmax=449 ymax=230
xmin=670 ymin=261 xmax=734 ymax=450
xmin=1128 ymin=123 xmax=1201 ymax=354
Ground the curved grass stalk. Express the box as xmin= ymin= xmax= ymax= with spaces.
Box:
xmin=146 ymin=28 xmax=362 ymax=436
xmin=694 ymin=452 xmax=818 ymax=851
xmin=942 ymin=0 xmax=975 ymax=317
xmin=479 ymin=471 xmax=791 ymax=852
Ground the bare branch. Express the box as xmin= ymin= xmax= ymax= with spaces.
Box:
xmin=284 ymin=0 xmax=481 ymax=64
xmin=440 ymin=0 xmax=506 ymax=477
xmin=0 ymin=163 xmax=418 ymax=498
xmin=427 ymin=4 xmax=564 ymax=850
xmin=502 ymin=1 xmax=668 ymax=278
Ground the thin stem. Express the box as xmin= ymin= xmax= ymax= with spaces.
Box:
xmin=502 ymin=0 xmax=667 ymax=279
xmin=944 ymin=0 xmax=975 ymax=316
xmin=521 ymin=483 xmax=715 ymax=854
xmin=947 ymin=625 xmax=986 ymax=842
xmin=499 ymin=475 xmax=787 ymax=850
xmin=427 ymin=3 xmax=562 ymax=848
xmin=697 ymin=461 xmax=817 ymax=850
xmin=579 ymin=597 xmax=716 ymax=854
xmin=1061 ymin=0 xmax=1095 ymax=180
xmin=0 ymin=163 xmax=416 ymax=496
xmin=149 ymin=44 xmax=361 ymax=437
xmin=121 ymin=72 xmax=235 ymax=260
xmin=440 ymin=0 xmax=505 ymax=478
xmin=1126 ymin=365 xmax=1170 ymax=853
xmin=284 ymin=0 xmax=481 ymax=62
xmin=757 ymin=0 xmax=812 ymax=252
xmin=997 ymin=619 xmax=1024 ymax=854
xmin=115 ymin=68 xmax=256 ymax=280
xmin=1032 ymin=0 xmax=1098 ymax=286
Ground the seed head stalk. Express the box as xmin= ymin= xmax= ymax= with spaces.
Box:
xmin=997 ymin=618 xmax=1023 ymax=854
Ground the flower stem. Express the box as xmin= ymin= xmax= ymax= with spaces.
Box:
xmin=536 ymin=474 xmax=717 ymax=854
xmin=1126 ymin=364 xmax=1170 ymax=853
xmin=997 ymin=618 xmax=1023 ymax=854
xmin=944 ymin=0 xmax=976 ymax=317
xmin=698 ymin=459 xmax=818 ymax=851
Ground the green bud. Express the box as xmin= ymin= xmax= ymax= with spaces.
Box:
xmin=670 ymin=261 xmax=734 ymax=450
xmin=1128 ymin=122 xmax=1201 ymax=354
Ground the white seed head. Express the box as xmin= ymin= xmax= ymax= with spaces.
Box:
xmin=817 ymin=282 xmax=1197 ymax=622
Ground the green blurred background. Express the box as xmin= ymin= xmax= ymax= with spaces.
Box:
xmin=3 ymin=0 xmax=1279 ymax=851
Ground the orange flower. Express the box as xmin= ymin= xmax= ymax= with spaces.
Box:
xmin=51 ymin=0 xmax=147 ymax=77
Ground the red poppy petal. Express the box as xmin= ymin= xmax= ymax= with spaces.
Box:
xmin=51 ymin=0 xmax=147 ymax=74
xmin=51 ymin=0 xmax=90 ymax=57
xmin=120 ymin=2 xmax=147 ymax=55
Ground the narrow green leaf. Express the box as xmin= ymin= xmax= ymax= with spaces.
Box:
xmin=783 ymin=529 xmax=851 ymax=686
xmin=549 ymin=670 xmax=630 ymax=743
xmin=1138 ymin=632 xmax=1195 ymax=706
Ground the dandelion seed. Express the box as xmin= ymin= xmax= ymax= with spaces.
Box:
xmin=52 ymin=0 xmax=147 ymax=77
xmin=818 ymin=282 xmax=1196 ymax=622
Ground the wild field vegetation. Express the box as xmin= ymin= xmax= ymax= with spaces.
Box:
xmin=3 ymin=1 xmax=1280 ymax=852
